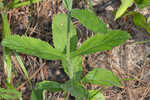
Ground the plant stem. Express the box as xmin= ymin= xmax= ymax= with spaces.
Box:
xmin=66 ymin=11 xmax=71 ymax=59
xmin=66 ymin=11 xmax=73 ymax=78
xmin=132 ymin=40 xmax=150 ymax=45
xmin=89 ymin=0 xmax=93 ymax=10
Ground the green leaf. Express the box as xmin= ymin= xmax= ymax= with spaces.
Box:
xmin=1 ymin=12 xmax=12 ymax=84
xmin=31 ymin=89 xmax=43 ymax=100
xmin=133 ymin=13 xmax=146 ymax=28
xmin=115 ymin=0 xmax=134 ymax=20
xmin=147 ymin=16 xmax=150 ymax=24
xmin=71 ymin=9 xmax=107 ymax=33
xmin=14 ymin=51 xmax=30 ymax=81
xmin=8 ymin=0 xmax=42 ymax=8
xmin=1 ymin=12 xmax=11 ymax=38
xmin=135 ymin=0 xmax=150 ymax=8
xmin=36 ymin=81 xmax=62 ymax=92
xmin=3 ymin=47 xmax=12 ymax=84
xmin=122 ymin=11 xmax=150 ymax=33
xmin=72 ymin=30 xmax=131 ymax=57
xmin=61 ymin=80 xmax=89 ymax=99
xmin=13 ymin=0 xmax=20 ymax=3
xmin=62 ymin=56 xmax=82 ymax=79
xmin=0 ymin=87 xmax=22 ymax=99
xmin=133 ymin=12 xmax=150 ymax=33
xmin=52 ymin=13 xmax=77 ymax=52
xmin=63 ymin=0 xmax=73 ymax=10
xmin=88 ymin=90 xmax=105 ymax=100
xmin=82 ymin=68 xmax=122 ymax=87
xmin=2 ymin=35 xmax=64 ymax=60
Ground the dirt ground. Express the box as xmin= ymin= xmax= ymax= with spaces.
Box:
xmin=1 ymin=0 xmax=150 ymax=100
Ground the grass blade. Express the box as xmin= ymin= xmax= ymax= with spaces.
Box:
xmin=14 ymin=52 xmax=30 ymax=81
xmin=1 ymin=12 xmax=12 ymax=84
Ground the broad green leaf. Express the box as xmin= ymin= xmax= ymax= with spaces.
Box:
xmin=52 ymin=13 xmax=77 ymax=52
xmin=72 ymin=30 xmax=131 ymax=57
xmin=36 ymin=81 xmax=62 ymax=92
xmin=88 ymin=90 xmax=105 ymax=100
xmin=8 ymin=0 xmax=42 ymax=8
xmin=62 ymin=56 xmax=82 ymax=79
xmin=0 ymin=87 xmax=22 ymax=99
xmin=31 ymin=89 xmax=43 ymax=100
xmin=71 ymin=9 xmax=107 ymax=33
xmin=61 ymin=80 xmax=89 ymax=99
xmin=115 ymin=0 xmax=134 ymax=20
xmin=144 ymin=24 xmax=150 ymax=33
xmin=133 ymin=13 xmax=146 ymax=28
xmin=133 ymin=13 xmax=150 ymax=33
xmin=82 ymin=68 xmax=122 ymax=87
xmin=2 ymin=35 xmax=64 ymax=60
xmin=63 ymin=0 xmax=73 ymax=10
xmin=135 ymin=0 xmax=150 ymax=8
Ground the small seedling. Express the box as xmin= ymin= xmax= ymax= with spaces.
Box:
xmin=1 ymin=0 xmax=131 ymax=99
xmin=115 ymin=0 xmax=150 ymax=33
xmin=115 ymin=0 xmax=150 ymax=20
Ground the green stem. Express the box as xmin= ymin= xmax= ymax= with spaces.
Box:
xmin=64 ymin=91 xmax=67 ymax=100
xmin=89 ymin=0 xmax=93 ymax=10
xmin=132 ymin=40 xmax=150 ymax=45
xmin=1 ymin=11 xmax=12 ymax=84
xmin=66 ymin=11 xmax=71 ymax=59
xmin=66 ymin=11 xmax=74 ymax=79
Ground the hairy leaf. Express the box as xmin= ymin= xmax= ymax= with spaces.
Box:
xmin=115 ymin=0 xmax=134 ymax=20
xmin=89 ymin=90 xmax=105 ymax=100
xmin=72 ymin=30 xmax=131 ymax=57
xmin=71 ymin=9 xmax=107 ymax=33
xmin=82 ymin=68 xmax=122 ymax=87
xmin=61 ymin=80 xmax=89 ymax=99
xmin=62 ymin=56 xmax=82 ymax=79
xmin=36 ymin=81 xmax=62 ymax=92
xmin=2 ymin=35 xmax=64 ymax=60
xmin=52 ymin=13 xmax=77 ymax=52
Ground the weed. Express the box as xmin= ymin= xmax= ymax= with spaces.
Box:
xmin=1 ymin=0 xmax=131 ymax=99
xmin=115 ymin=0 xmax=150 ymax=34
